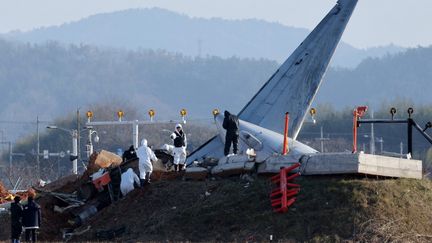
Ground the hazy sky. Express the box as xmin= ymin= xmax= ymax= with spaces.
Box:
xmin=0 ymin=0 xmax=431 ymax=48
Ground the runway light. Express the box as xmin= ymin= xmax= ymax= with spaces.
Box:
xmin=309 ymin=108 xmax=317 ymax=124
xmin=180 ymin=109 xmax=187 ymax=124
xmin=148 ymin=109 xmax=155 ymax=121
xmin=117 ymin=110 xmax=124 ymax=121
xmin=390 ymin=107 xmax=397 ymax=120
xmin=148 ymin=109 xmax=155 ymax=117
xmin=86 ymin=111 xmax=93 ymax=119
xmin=354 ymin=106 xmax=368 ymax=117
xmin=309 ymin=108 xmax=316 ymax=116
xmin=212 ymin=109 xmax=220 ymax=116
xmin=407 ymin=107 xmax=414 ymax=118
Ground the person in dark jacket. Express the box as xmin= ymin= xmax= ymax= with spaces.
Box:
xmin=222 ymin=110 xmax=240 ymax=156
xmin=122 ymin=145 xmax=137 ymax=162
xmin=10 ymin=196 xmax=23 ymax=243
xmin=22 ymin=196 xmax=41 ymax=242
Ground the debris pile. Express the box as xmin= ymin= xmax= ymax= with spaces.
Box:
xmin=0 ymin=182 xmax=30 ymax=204
xmin=0 ymin=182 xmax=13 ymax=203
xmin=3 ymin=159 xmax=432 ymax=242
xmin=31 ymin=149 xmax=177 ymax=241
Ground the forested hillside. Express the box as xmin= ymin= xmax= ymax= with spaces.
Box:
xmin=319 ymin=46 xmax=432 ymax=107
xmin=3 ymin=8 xmax=404 ymax=68
xmin=0 ymin=39 xmax=277 ymax=123
xmin=1 ymin=39 xmax=431 ymax=124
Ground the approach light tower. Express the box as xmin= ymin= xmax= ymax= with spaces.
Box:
xmin=85 ymin=109 xmax=188 ymax=149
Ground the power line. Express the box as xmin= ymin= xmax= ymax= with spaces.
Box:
xmin=0 ymin=120 xmax=51 ymax=125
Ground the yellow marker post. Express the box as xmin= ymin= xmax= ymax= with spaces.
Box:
xmin=117 ymin=110 xmax=124 ymax=122
xmin=148 ymin=109 xmax=155 ymax=122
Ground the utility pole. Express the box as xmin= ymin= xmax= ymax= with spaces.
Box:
xmin=370 ymin=111 xmax=375 ymax=154
xmin=76 ymin=109 xmax=80 ymax=171
xmin=46 ymin=125 xmax=79 ymax=175
xmin=72 ymin=130 xmax=78 ymax=175
xmin=0 ymin=141 xmax=13 ymax=176
xmin=36 ymin=116 xmax=40 ymax=179
xmin=8 ymin=142 xmax=12 ymax=177
xmin=315 ymin=126 xmax=330 ymax=152
xmin=87 ymin=129 xmax=93 ymax=158
xmin=0 ymin=141 xmax=25 ymax=178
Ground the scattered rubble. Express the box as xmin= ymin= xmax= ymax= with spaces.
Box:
xmin=26 ymin=149 xmax=179 ymax=240
xmin=0 ymin=182 xmax=13 ymax=204
xmin=3 ymin=158 xmax=432 ymax=242
xmin=0 ymin=181 xmax=31 ymax=204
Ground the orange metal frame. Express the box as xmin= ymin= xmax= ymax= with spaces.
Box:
xmin=270 ymin=162 xmax=301 ymax=213
xmin=282 ymin=112 xmax=290 ymax=155
xmin=352 ymin=106 xmax=368 ymax=153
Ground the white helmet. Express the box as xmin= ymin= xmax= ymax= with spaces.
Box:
xmin=175 ymin=124 xmax=182 ymax=130
xmin=141 ymin=139 xmax=148 ymax=147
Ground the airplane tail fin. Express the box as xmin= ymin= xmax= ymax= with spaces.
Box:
xmin=187 ymin=0 xmax=358 ymax=163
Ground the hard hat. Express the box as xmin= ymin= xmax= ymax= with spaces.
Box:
xmin=175 ymin=124 xmax=182 ymax=129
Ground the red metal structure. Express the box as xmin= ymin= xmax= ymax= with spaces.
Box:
xmin=352 ymin=106 xmax=368 ymax=153
xmin=270 ymin=162 xmax=301 ymax=213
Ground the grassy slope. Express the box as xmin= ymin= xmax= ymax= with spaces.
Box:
xmin=68 ymin=176 xmax=432 ymax=242
xmin=2 ymin=176 xmax=432 ymax=242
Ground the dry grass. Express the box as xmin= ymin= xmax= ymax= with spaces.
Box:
xmin=3 ymin=176 xmax=432 ymax=242
xmin=73 ymin=176 xmax=432 ymax=242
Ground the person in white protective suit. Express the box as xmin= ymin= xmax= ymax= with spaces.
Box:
xmin=120 ymin=168 xmax=140 ymax=196
xmin=136 ymin=139 xmax=158 ymax=186
xmin=170 ymin=124 xmax=187 ymax=172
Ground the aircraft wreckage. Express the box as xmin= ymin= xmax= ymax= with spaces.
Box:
xmin=83 ymin=0 xmax=422 ymax=180
xmin=184 ymin=0 xmax=422 ymax=179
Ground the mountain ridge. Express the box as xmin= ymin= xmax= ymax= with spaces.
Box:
xmin=3 ymin=8 xmax=405 ymax=68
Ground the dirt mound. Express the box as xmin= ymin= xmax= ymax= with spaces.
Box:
xmin=65 ymin=176 xmax=432 ymax=242
xmin=4 ymin=173 xmax=432 ymax=242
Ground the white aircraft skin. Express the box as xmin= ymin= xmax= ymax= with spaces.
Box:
xmin=214 ymin=113 xmax=317 ymax=162
xmin=187 ymin=0 xmax=358 ymax=164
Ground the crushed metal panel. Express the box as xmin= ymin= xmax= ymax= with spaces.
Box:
xmin=186 ymin=136 xmax=224 ymax=164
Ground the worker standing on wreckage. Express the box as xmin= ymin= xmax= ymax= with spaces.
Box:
xmin=171 ymin=124 xmax=187 ymax=171
xmin=223 ymin=110 xmax=240 ymax=156
xmin=136 ymin=139 xmax=158 ymax=186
